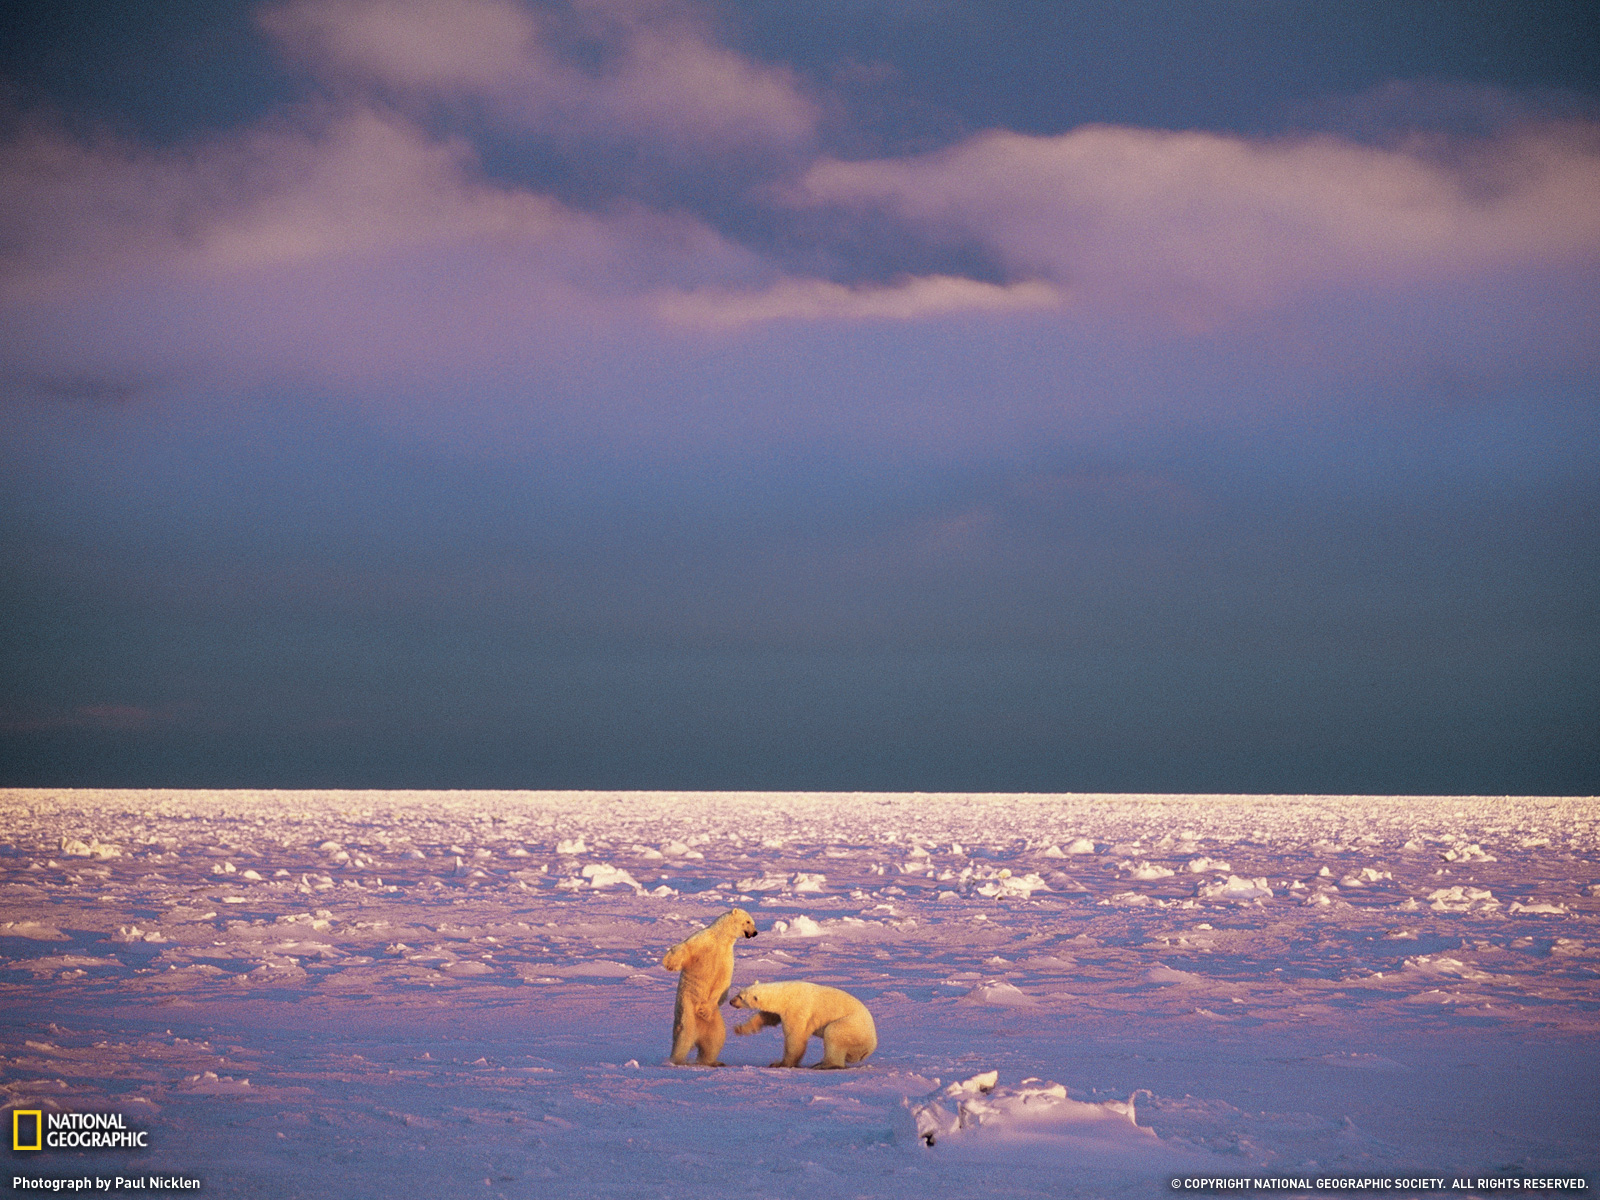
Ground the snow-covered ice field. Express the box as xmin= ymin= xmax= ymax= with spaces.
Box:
xmin=3 ymin=789 xmax=1597 ymax=1198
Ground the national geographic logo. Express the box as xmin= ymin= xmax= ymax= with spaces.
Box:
xmin=13 ymin=1111 xmax=41 ymax=1151
xmin=12 ymin=1111 xmax=150 ymax=1151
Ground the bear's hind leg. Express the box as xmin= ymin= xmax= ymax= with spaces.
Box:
xmin=694 ymin=1004 xmax=726 ymax=1065
xmin=817 ymin=1019 xmax=872 ymax=1068
xmin=669 ymin=1012 xmax=700 ymax=1065
xmin=816 ymin=1025 xmax=848 ymax=1069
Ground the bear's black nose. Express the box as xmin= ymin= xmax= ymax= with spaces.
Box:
xmin=745 ymin=930 xmax=757 ymax=937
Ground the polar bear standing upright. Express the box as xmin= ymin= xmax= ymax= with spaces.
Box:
xmin=660 ymin=909 xmax=758 ymax=1065
xmin=731 ymin=980 xmax=877 ymax=1068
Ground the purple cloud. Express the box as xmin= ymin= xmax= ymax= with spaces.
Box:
xmin=654 ymin=274 xmax=1061 ymax=328
xmin=0 ymin=100 xmax=769 ymax=391
xmin=0 ymin=2 xmax=1593 ymax=446
xmin=259 ymin=0 xmax=820 ymax=155
xmin=795 ymin=121 xmax=1600 ymax=327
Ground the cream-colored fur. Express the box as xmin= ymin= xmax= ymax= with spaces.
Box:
xmin=730 ymin=980 xmax=877 ymax=1068
xmin=660 ymin=909 xmax=758 ymax=1065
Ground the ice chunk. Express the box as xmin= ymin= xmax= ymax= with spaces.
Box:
xmin=960 ymin=980 xmax=1035 ymax=1005
xmin=59 ymin=837 xmax=120 ymax=859
xmin=1338 ymin=868 xmax=1392 ymax=887
xmin=1122 ymin=861 xmax=1176 ymax=880
xmin=1507 ymin=900 xmax=1569 ymax=915
xmin=1427 ymin=885 xmax=1500 ymax=912
xmin=580 ymin=863 xmax=640 ymax=890
xmin=771 ymin=915 xmax=824 ymax=937
xmin=908 ymin=1073 xmax=1154 ymax=1151
xmin=1197 ymin=875 xmax=1273 ymax=901
xmin=735 ymin=873 xmax=787 ymax=891
xmin=974 ymin=872 xmax=1051 ymax=899
xmin=1143 ymin=965 xmax=1200 ymax=985
xmin=946 ymin=1071 xmax=998 ymax=1095
xmin=180 ymin=1072 xmax=253 ymax=1094
xmin=1314 ymin=1052 xmax=1408 ymax=1071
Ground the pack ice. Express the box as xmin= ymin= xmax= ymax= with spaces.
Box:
xmin=1 ymin=788 xmax=1597 ymax=1198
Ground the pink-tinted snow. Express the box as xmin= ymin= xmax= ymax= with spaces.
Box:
xmin=3 ymin=790 xmax=1597 ymax=1197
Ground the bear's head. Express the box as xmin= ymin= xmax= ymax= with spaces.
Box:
xmin=730 ymin=981 xmax=763 ymax=1009
xmin=720 ymin=908 xmax=758 ymax=939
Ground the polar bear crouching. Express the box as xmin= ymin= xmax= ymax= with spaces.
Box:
xmin=661 ymin=908 xmax=758 ymax=1065
xmin=730 ymin=980 xmax=877 ymax=1068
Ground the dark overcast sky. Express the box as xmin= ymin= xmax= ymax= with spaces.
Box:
xmin=1 ymin=1 xmax=1596 ymax=792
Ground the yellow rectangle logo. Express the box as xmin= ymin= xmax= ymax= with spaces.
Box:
xmin=12 ymin=1109 xmax=43 ymax=1151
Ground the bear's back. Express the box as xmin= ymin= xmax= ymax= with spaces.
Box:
xmin=748 ymin=980 xmax=865 ymax=1020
